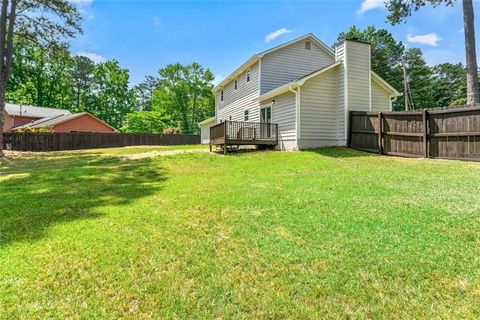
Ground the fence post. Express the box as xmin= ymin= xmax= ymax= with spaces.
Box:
xmin=378 ymin=112 xmax=383 ymax=154
xmin=423 ymin=109 xmax=429 ymax=158
xmin=347 ymin=111 xmax=352 ymax=148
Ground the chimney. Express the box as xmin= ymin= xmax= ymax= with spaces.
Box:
xmin=335 ymin=39 xmax=371 ymax=112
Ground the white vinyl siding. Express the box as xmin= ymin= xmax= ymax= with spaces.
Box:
xmin=298 ymin=66 xmax=346 ymax=147
xmin=371 ymin=80 xmax=392 ymax=112
xmin=263 ymin=92 xmax=296 ymax=150
xmin=345 ymin=41 xmax=370 ymax=111
xmin=260 ymin=37 xmax=335 ymax=94
xmin=216 ymin=62 xmax=260 ymax=123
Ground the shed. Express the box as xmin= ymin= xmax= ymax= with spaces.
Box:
xmin=199 ymin=116 xmax=216 ymax=144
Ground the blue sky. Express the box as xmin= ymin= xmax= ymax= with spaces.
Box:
xmin=70 ymin=0 xmax=479 ymax=86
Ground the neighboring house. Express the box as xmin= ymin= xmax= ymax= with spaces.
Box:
xmin=3 ymin=103 xmax=71 ymax=132
xmin=2 ymin=103 xmax=117 ymax=133
xmin=199 ymin=116 xmax=215 ymax=144
xmin=211 ymin=34 xmax=401 ymax=150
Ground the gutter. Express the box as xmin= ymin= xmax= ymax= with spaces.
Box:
xmin=288 ymin=85 xmax=300 ymax=150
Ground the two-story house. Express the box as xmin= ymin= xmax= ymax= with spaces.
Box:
xmin=209 ymin=33 xmax=400 ymax=151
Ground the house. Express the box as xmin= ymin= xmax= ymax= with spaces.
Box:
xmin=210 ymin=34 xmax=400 ymax=151
xmin=199 ymin=116 xmax=216 ymax=144
xmin=2 ymin=103 xmax=117 ymax=133
xmin=3 ymin=103 xmax=70 ymax=132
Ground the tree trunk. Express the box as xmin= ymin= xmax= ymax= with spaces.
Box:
xmin=463 ymin=0 xmax=479 ymax=105
xmin=0 ymin=82 xmax=6 ymax=156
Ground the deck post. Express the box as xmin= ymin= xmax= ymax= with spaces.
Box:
xmin=209 ymin=144 xmax=212 ymax=152
xmin=223 ymin=121 xmax=228 ymax=155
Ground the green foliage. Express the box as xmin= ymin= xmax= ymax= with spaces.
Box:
xmin=398 ymin=48 xmax=435 ymax=110
xmin=121 ymin=111 xmax=171 ymax=133
xmin=150 ymin=62 xmax=215 ymax=134
xmin=6 ymin=40 xmax=74 ymax=109
xmin=132 ymin=75 xmax=158 ymax=111
xmin=87 ymin=60 xmax=135 ymax=129
xmin=430 ymin=63 xmax=467 ymax=106
xmin=385 ymin=0 xmax=455 ymax=25
xmin=6 ymin=40 xmax=136 ymax=130
xmin=71 ymin=55 xmax=95 ymax=112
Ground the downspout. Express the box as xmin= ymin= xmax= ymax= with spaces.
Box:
xmin=289 ymin=84 xmax=300 ymax=150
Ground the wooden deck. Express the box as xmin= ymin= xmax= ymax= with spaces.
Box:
xmin=210 ymin=121 xmax=278 ymax=153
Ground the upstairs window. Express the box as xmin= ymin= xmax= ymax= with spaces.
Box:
xmin=305 ymin=41 xmax=311 ymax=50
xmin=220 ymin=90 xmax=224 ymax=102
xmin=244 ymin=110 xmax=249 ymax=121
xmin=246 ymin=70 xmax=251 ymax=83
xmin=234 ymin=79 xmax=238 ymax=90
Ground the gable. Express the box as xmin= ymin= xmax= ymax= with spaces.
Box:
xmin=53 ymin=114 xmax=117 ymax=133
xmin=260 ymin=36 xmax=336 ymax=94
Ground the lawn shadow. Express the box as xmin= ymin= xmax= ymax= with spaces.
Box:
xmin=0 ymin=154 xmax=166 ymax=248
xmin=303 ymin=146 xmax=379 ymax=158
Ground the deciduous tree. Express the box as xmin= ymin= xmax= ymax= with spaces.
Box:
xmin=0 ymin=0 xmax=82 ymax=156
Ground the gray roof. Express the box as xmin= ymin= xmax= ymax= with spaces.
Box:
xmin=11 ymin=112 xmax=118 ymax=132
xmin=11 ymin=113 xmax=85 ymax=130
xmin=5 ymin=103 xmax=71 ymax=118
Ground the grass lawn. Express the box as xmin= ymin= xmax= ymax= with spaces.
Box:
xmin=1 ymin=147 xmax=480 ymax=319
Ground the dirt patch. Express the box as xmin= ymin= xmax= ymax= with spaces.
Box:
xmin=122 ymin=149 xmax=209 ymax=160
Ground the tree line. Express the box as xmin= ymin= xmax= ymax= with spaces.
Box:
xmin=6 ymin=38 xmax=215 ymax=134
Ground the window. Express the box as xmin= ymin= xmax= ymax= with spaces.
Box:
xmin=234 ymin=79 xmax=238 ymax=90
xmin=220 ymin=90 xmax=224 ymax=102
xmin=244 ymin=110 xmax=249 ymax=121
xmin=305 ymin=41 xmax=311 ymax=50
xmin=246 ymin=70 xmax=251 ymax=83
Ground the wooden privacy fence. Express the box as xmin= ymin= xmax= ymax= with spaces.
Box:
xmin=2 ymin=132 xmax=200 ymax=152
xmin=349 ymin=106 xmax=480 ymax=161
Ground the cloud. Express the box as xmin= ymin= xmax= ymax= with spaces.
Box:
xmin=357 ymin=0 xmax=385 ymax=15
xmin=77 ymin=52 xmax=106 ymax=64
xmin=265 ymin=28 xmax=292 ymax=43
xmin=458 ymin=28 xmax=464 ymax=33
xmin=406 ymin=33 xmax=441 ymax=46
xmin=213 ymin=75 xmax=225 ymax=86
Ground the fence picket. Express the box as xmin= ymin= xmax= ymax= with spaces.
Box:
xmin=349 ymin=106 xmax=480 ymax=161
xmin=2 ymin=132 xmax=200 ymax=152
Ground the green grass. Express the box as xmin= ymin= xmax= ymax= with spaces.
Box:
xmin=1 ymin=147 xmax=480 ymax=319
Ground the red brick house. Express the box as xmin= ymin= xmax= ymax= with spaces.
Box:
xmin=3 ymin=104 xmax=117 ymax=133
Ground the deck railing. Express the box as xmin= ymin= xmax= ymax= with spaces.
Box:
xmin=210 ymin=120 xmax=278 ymax=145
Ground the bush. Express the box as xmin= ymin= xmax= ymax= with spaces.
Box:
xmin=121 ymin=111 xmax=170 ymax=133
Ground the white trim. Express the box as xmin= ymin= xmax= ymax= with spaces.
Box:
xmin=371 ymin=71 xmax=401 ymax=96
xmin=214 ymin=33 xmax=335 ymax=91
xmin=258 ymin=58 xmax=262 ymax=94
xmin=258 ymin=33 xmax=335 ymax=59
xmin=255 ymin=62 xmax=341 ymax=102
xmin=214 ymin=56 xmax=259 ymax=91
xmin=344 ymin=41 xmax=349 ymax=141
xmin=288 ymin=85 xmax=299 ymax=150
xmin=297 ymin=86 xmax=301 ymax=146
xmin=368 ymin=44 xmax=372 ymax=111
xmin=198 ymin=116 xmax=216 ymax=126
